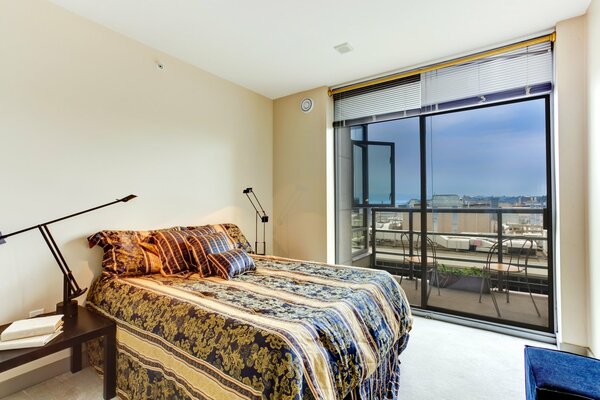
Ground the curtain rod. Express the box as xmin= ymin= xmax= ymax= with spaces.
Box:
xmin=328 ymin=32 xmax=556 ymax=97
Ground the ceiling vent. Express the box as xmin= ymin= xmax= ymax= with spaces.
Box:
xmin=334 ymin=42 xmax=354 ymax=54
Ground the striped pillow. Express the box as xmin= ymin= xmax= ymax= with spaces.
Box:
xmin=207 ymin=249 xmax=256 ymax=279
xmin=186 ymin=232 xmax=232 ymax=277
xmin=182 ymin=225 xmax=217 ymax=236
xmin=182 ymin=223 xmax=254 ymax=253
xmin=152 ymin=230 xmax=198 ymax=276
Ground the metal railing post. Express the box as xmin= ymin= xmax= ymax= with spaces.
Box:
xmin=497 ymin=210 xmax=503 ymax=264
xmin=409 ymin=210 xmax=414 ymax=279
xmin=371 ymin=208 xmax=377 ymax=269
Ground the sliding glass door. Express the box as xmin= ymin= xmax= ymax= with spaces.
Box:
xmin=335 ymin=95 xmax=553 ymax=332
xmin=424 ymin=97 xmax=551 ymax=329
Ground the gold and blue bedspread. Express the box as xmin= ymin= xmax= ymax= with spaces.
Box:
xmin=86 ymin=255 xmax=413 ymax=400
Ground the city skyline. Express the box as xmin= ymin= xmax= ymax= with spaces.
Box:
xmin=361 ymin=193 xmax=547 ymax=207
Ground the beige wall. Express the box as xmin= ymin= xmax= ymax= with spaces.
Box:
xmin=273 ymin=87 xmax=332 ymax=262
xmin=554 ymin=0 xmax=600 ymax=357
xmin=554 ymin=16 xmax=589 ymax=352
xmin=0 ymin=0 xmax=272 ymax=381
xmin=586 ymin=0 xmax=600 ymax=357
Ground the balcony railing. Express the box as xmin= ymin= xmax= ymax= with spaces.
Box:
xmin=369 ymin=207 xmax=549 ymax=295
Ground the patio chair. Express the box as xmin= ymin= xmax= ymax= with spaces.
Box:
xmin=479 ymin=238 xmax=541 ymax=318
xmin=395 ymin=231 xmax=412 ymax=283
xmin=405 ymin=235 xmax=440 ymax=298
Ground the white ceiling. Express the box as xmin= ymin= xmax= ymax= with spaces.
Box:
xmin=48 ymin=0 xmax=590 ymax=99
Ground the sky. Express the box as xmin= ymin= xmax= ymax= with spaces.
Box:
xmin=363 ymin=98 xmax=547 ymax=204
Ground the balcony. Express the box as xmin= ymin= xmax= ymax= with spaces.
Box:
xmin=358 ymin=207 xmax=550 ymax=330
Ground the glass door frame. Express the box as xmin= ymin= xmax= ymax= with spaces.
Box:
xmin=416 ymin=94 xmax=554 ymax=333
xmin=335 ymin=94 xmax=555 ymax=333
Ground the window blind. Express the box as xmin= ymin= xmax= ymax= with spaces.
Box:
xmin=333 ymin=76 xmax=421 ymax=126
xmin=333 ymin=37 xmax=553 ymax=127
xmin=421 ymin=41 xmax=552 ymax=111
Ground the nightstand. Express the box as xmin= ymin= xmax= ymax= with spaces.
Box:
xmin=0 ymin=306 xmax=116 ymax=399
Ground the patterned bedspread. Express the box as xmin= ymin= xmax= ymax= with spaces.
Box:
xmin=86 ymin=255 xmax=412 ymax=400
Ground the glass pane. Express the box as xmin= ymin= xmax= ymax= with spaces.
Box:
xmin=351 ymin=126 xmax=365 ymax=141
xmin=373 ymin=209 xmax=422 ymax=307
xmin=367 ymin=145 xmax=393 ymax=206
xmin=351 ymin=208 xmax=368 ymax=255
xmin=426 ymin=99 xmax=548 ymax=329
xmin=353 ymin=144 xmax=364 ymax=205
xmin=334 ymin=127 xmax=372 ymax=266
xmin=369 ymin=118 xmax=420 ymax=207
xmin=335 ymin=127 xmax=354 ymax=265
xmin=368 ymin=118 xmax=420 ymax=304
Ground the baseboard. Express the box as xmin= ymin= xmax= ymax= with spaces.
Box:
xmin=412 ymin=309 xmax=557 ymax=344
xmin=558 ymin=341 xmax=590 ymax=356
xmin=0 ymin=349 xmax=88 ymax=398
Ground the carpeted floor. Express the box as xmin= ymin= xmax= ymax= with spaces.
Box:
xmin=2 ymin=316 xmax=555 ymax=399
xmin=399 ymin=316 xmax=555 ymax=399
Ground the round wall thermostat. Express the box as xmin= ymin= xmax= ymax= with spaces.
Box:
xmin=300 ymin=98 xmax=313 ymax=113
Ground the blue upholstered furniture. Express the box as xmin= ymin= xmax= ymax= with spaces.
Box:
xmin=525 ymin=346 xmax=600 ymax=399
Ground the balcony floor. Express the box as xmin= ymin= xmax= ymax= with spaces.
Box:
xmin=397 ymin=277 xmax=549 ymax=328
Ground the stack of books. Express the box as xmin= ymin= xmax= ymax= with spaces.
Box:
xmin=0 ymin=315 xmax=63 ymax=350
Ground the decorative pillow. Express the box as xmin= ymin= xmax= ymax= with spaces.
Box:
xmin=207 ymin=249 xmax=256 ymax=279
xmin=181 ymin=224 xmax=217 ymax=236
xmin=217 ymin=223 xmax=254 ymax=254
xmin=87 ymin=229 xmax=176 ymax=276
xmin=186 ymin=232 xmax=233 ymax=277
xmin=184 ymin=223 xmax=253 ymax=253
xmin=151 ymin=230 xmax=205 ymax=276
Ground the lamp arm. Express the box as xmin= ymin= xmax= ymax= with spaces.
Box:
xmin=243 ymin=188 xmax=269 ymax=255
xmin=0 ymin=194 xmax=136 ymax=242
xmin=244 ymin=193 xmax=262 ymax=216
xmin=250 ymin=191 xmax=268 ymax=219
xmin=38 ymin=225 xmax=86 ymax=299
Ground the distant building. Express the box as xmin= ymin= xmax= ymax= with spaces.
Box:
xmin=407 ymin=199 xmax=420 ymax=208
xmin=464 ymin=195 xmax=492 ymax=208
xmin=411 ymin=212 xmax=495 ymax=234
xmin=432 ymin=194 xmax=463 ymax=208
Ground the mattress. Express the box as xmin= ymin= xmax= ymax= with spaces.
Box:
xmin=86 ymin=255 xmax=412 ymax=400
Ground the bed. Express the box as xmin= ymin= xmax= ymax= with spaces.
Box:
xmin=85 ymin=225 xmax=412 ymax=400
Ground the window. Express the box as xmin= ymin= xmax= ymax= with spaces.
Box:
xmin=335 ymin=97 xmax=553 ymax=332
xmin=352 ymin=141 xmax=395 ymax=207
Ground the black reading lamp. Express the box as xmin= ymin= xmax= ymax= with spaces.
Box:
xmin=0 ymin=194 xmax=137 ymax=320
xmin=243 ymin=188 xmax=268 ymax=255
